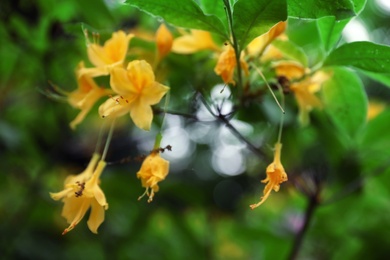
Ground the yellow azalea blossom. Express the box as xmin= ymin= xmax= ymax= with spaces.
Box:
xmin=156 ymin=24 xmax=173 ymax=59
xmin=50 ymin=154 xmax=108 ymax=234
xmin=79 ymin=31 xmax=134 ymax=77
xmin=99 ymin=60 xmax=169 ymax=131
xmin=171 ymin=29 xmax=220 ymax=54
xmin=247 ymin=21 xmax=286 ymax=57
xmin=290 ymin=71 xmax=329 ymax=125
xmin=274 ymin=61 xmax=329 ymax=125
xmin=214 ymin=44 xmax=249 ymax=85
xmin=66 ymin=61 xmax=112 ymax=129
xmin=137 ymin=152 xmax=170 ymax=203
xmin=250 ymin=142 xmax=288 ymax=209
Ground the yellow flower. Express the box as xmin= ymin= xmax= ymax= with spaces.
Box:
xmin=137 ymin=152 xmax=170 ymax=203
xmin=79 ymin=31 xmax=134 ymax=77
xmin=274 ymin=61 xmax=329 ymax=125
xmin=246 ymin=21 xmax=286 ymax=57
xmin=50 ymin=154 xmax=108 ymax=234
xmin=66 ymin=62 xmax=112 ymax=129
xmin=250 ymin=142 xmax=288 ymax=209
xmin=171 ymin=30 xmax=220 ymax=54
xmin=214 ymin=44 xmax=249 ymax=85
xmin=99 ymin=60 xmax=169 ymax=131
xmin=156 ymin=24 xmax=173 ymax=59
xmin=291 ymin=71 xmax=329 ymax=125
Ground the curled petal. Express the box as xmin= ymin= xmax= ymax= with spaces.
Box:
xmin=87 ymin=199 xmax=106 ymax=234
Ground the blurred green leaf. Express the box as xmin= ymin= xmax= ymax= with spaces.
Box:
xmin=322 ymin=67 xmax=368 ymax=139
xmin=287 ymin=18 xmax=325 ymax=66
xmin=316 ymin=16 xmax=349 ymax=52
xmin=272 ymin=39 xmax=308 ymax=66
xmin=360 ymin=108 xmax=390 ymax=151
xmin=233 ymin=0 xmax=287 ymax=49
xmin=288 ymin=0 xmax=367 ymax=20
xmin=361 ymin=71 xmax=390 ymax=88
xmin=125 ymin=0 xmax=228 ymax=38
xmin=324 ymin=42 xmax=390 ymax=73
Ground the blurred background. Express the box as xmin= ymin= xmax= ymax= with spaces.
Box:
xmin=1 ymin=0 xmax=390 ymax=259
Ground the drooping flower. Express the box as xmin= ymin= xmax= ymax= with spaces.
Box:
xmin=274 ymin=61 xmax=329 ymax=125
xmin=137 ymin=152 xmax=170 ymax=203
xmin=99 ymin=60 xmax=169 ymax=131
xmin=250 ymin=142 xmax=288 ymax=209
xmin=155 ymin=24 xmax=173 ymax=59
xmin=50 ymin=154 xmax=108 ymax=234
xmin=214 ymin=44 xmax=249 ymax=85
xmin=79 ymin=31 xmax=134 ymax=77
xmin=65 ymin=62 xmax=112 ymax=129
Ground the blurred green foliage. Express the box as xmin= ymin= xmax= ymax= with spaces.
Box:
xmin=1 ymin=0 xmax=390 ymax=259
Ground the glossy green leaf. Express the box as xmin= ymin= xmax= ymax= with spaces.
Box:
xmin=324 ymin=42 xmax=390 ymax=73
xmin=322 ymin=67 xmax=368 ymax=139
xmin=125 ymin=0 xmax=228 ymax=38
xmin=288 ymin=0 xmax=367 ymax=20
xmin=316 ymin=16 xmax=350 ymax=51
xmin=233 ymin=0 xmax=287 ymax=49
xmin=272 ymin=39 xmax=308 ymax=67
xmin=199 ymin=0 xmax=228 ymax=32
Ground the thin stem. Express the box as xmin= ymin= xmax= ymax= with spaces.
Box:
xmin=223 ymin=0 xmax=243 ymax=88
xmin=94 ymin=120 xmax=107 ymax=155
xmin=276 ymin=82 xmax=285 ymax=144
xmin=102 ymin=119 xmax=116 ymax=161
xmin=288 ymin=194 xmax=319 ymax=260
xmin=252 ymin=64 xmax=285 ymax=114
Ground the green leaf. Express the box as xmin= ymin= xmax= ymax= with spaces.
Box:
xmin=324 ymin=42 xmax=390 ymax=73
xmin=233 ymin=0 xmax=287 ymax=49
xmin=316 ymin=16 xmax=350 ymax=52
xmin=199 ymin=0 xmax=228 ymax=32
xmin=125 ymin=0 xmax=228 ymax=39
xmin=287 ymin=18 xmax=325 ymax=66
xmin=361 ymin=71 xmax=390 ymax=88
xmin=322 ymin=67 xmax=368 ymax=139
xmin=272 ymin=39 xmax=308 ymax=67
xmin=288 ymin=0 xmax=367 ymax=20
xmin=361 ymin=108 xmax=390 ymax=152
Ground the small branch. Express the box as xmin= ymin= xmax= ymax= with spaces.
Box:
xmin=288 ymin=193 xmax=319 ymax=260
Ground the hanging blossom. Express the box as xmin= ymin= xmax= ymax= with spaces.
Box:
xmin=250 ymin=142 xmax=288 ymax=209
xmin=99 ymin=60 xmax=169 ymax=131
xmin=137 ymin=151 xmax=170 ymax=203
xmin=50 ymin=154 xmax=108 ymax=234
xmin=79 ymin=30 xmax=134 ymax=78
xmin=274 ymin=62 xmax=330 ymax=125
xmin=64 ymin=61 xmax=113 ymax=129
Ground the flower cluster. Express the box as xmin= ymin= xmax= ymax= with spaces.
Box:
xmin=50 ymin=13 xmax=335 ymax=234
xmin=51 ymin=24 xmax=173 ymax=234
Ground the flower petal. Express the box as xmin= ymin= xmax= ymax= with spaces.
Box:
xmin=127 ymin=60 xmax=155 ymax=92
xmin=99 ymin=95 xmax=131 ymax=119
xmin=110 ymin=67 xmax=137 ymax=95
xmin=142 ymin=82 xmax=169 ymax=106
xmin=129 ymin=100 xmax=153 ymax=131
xmin=87 ymin=199 xmax=106 ymax=234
